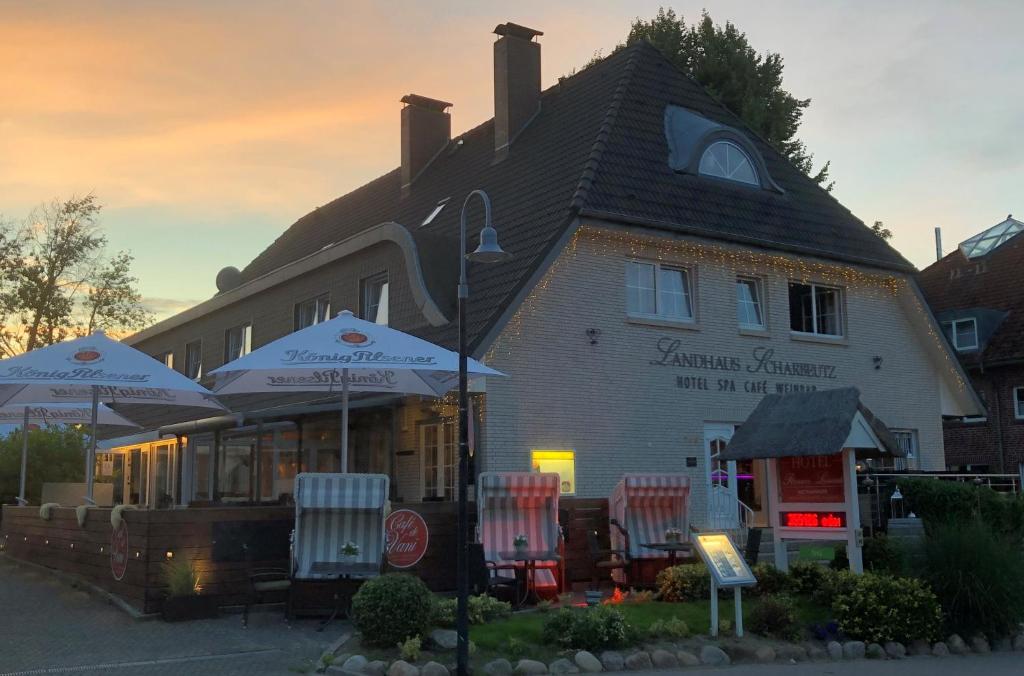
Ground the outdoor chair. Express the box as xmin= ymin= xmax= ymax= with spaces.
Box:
xmin=586 ymin=527 xmax=629 ymax=589
xmin=241 ymin=542 xmax=291 ymax=629
xmin=610 ymin=474 xmax=691 ymax=584
xmin=469 ymin=542 xmax=518 ymax=601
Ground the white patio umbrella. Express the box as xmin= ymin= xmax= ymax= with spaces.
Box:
xmin=209 ymin=310 xmax=503 ymax=470
xmin=0 ymin=331 xmax=224 ymax=501
xmin=4 ymin=403 xmax=139 ymax=505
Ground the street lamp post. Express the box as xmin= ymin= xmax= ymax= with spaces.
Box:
xmin=456 ymin=190 xmax=511 ymax=676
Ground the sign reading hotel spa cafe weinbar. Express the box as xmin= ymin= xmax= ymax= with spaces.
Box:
xmin=650 ymin=338 xmax=839 ymax=395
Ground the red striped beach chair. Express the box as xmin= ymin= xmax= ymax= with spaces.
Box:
xmin=610 ymin=474 xmax=691 ymax=583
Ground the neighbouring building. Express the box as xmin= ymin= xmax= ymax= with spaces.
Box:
xmin=102 ymin=22 xmax=981 ymax=530
xmin=918 ymin=216 xmax=1024 ymax=472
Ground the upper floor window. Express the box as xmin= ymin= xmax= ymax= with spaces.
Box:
xmin=891 ymin=429 xmax=917 ymax=460
xmin=294 ymin=294 xmax=330 ymax=331
xmin=736 ymin=277 xmax=765 ymax=330
xmin=224 ymin=323 xmax=252 ymax=363
xmin=788 ymin=282 xmax=843 ymax=337
xmin=626 ymin=261 xmax=693 ymax=321
xmin=155 ymin=351 xmax=173 ymax=369
xmin=941 ymin=318 xmax=978 ymax=352
xmin=699 ymin=140 xmax=759 ymax=186
xmin=184 ymin=340 xmax=202 ymax=380
xmin=1014 ymin=387 xmax=1024 ymax=420
xmin=360 ymin=273 xmax=389 ymax=325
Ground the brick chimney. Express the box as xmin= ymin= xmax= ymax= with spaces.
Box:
xmin=493 ymin=23 xmax=543 ymax=159
xmin=401 ymin=94 xmax=452 ymax=196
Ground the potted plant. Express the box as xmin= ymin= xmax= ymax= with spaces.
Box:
xmin=513 ymin=534 xmax=528 ymax=554
xmin=161 ymin=558 xmax=218 ymax=621
xmin=340 ymin=540 xmax=360 ymax=564
xmin=665 ymin=527 xmax=682 ymax=544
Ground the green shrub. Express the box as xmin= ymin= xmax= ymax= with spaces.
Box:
xmin=832 ymin=573 xmax=941 ymax=644
xmin=922 ymin=520 xmax=1024 ymax=637
xmin=901 ymin=478 xmax=1024 ymax=539
xmin=648 ymin=616 xmax=690 ymax=639
xmin=431 ymin=597 xmax=456 ymax=627
xmin=397 ymin=635 xmax=421 ymax=662
xmin=351 ymin=574 xmax=434 ymax=647
xmin=162 ymin=558 xmax=199 ymax=597
xmin=468 ymin=594 xmax=511 ymax=624
xmin=541 ymin=606 xmax=631 ymax=651
xmin=787 ymin=561 xmax=829 ymax=595
xmin=748 ymin=595 xmax=800 ymax=641
xmin=751 ymin=563 xmax=790 ymax=596
xmin=862 ymin=534 xmax=904 ymax=574
xmin=812 ymin=568 xmax=859 ymax=607
xmin=656 ymin=564 xmax=710 ymax=602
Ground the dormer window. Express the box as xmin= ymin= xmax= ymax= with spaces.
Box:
xmin=699 ymin=140 xmax=759 ymax=186
xmin=942 ymin=318 xmax=979 ymax=352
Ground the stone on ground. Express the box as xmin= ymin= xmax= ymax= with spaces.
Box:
xmin=1014 ymin=633 xmax=1024 ymax=651
xmin=884 ymin=641 xmax=906 ymax=659
xmin=993 ymin=637 xmax=1012 ymax=652
xmin=343 ymin=655 xmax=369 ymax=672
xmin=364 ymin=661 xmax=388 ymax=676
xmin=775 ymin=644 xmax=807 ymax=662
xmin=573 ymin=651 xmax=602 ymax=673
xmin=388 ymin=661 xmax=420 ymax=676
xmin=908 ymin=639 xmax=931 ymax=656
xmin=514 ymin=659 xmax=548 ymax=674
xmin=421 ymin=662 xmax=449 ymax=676
xmin=548 ymin=658 xmax=579 ymax=674
xmin=947 ymin=634 xmax=968 ymax=655
xmin=430 ymin=629 xmax=459 ymax=651
xmin=484 ymin=658 xmax=514 ymax=676
xmin=699 ymin=645 xmax=730 ymax=666
xmin=649 ymin=649 xmax=678 ymax=669
xmin=932 ymin=642 xmax=950 ymax=657
xmin=623 ymin=652 xmax=652 ymax=671
xmin=827 ymin=641 xmax=843 ymax=661
xmin=866 ymin=643 xmax=886 ymax=659
xmin=598 ymin=652 xmax=623 ymax=672
xmin=806 ymin=645 xmax=826 ymax=661
xmin=754 ymin=646 xmax=776 ymax=662
xmin=842 ymin=641 xmax=866 ymax=660
xmin=676 ymin=650 xmax=699 ymax=666
xmin=970 ymin=636 xmax=991 ymax=653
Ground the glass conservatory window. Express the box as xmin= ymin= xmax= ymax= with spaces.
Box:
xmin=699 ymin=140 xmax=759 ymax=186
xmin=959 ymin=217 xmax=1024 ymax=259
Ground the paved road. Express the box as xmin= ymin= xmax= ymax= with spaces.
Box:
xmin=620 ymin=652 xmax=1023 ymax=675
xmin=0 ymin=555 xmax=332 ymax=675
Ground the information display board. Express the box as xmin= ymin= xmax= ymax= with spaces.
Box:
xmin=694 ymin=533 xmax=756 ymax=587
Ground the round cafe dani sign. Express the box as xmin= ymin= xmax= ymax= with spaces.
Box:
xmin=110 ymin=522 xmax=128 ymax=581
xmin=385 ymin=509 xmax=429 ymax=568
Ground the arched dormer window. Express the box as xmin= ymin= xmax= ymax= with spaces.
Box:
xmin=699 ymin=140 xmax=759 ymax=186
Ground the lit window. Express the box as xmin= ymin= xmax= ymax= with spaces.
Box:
xmin=294 ymin=294 xmax=330 ymax=331
xmin=788 ymin=282 xmax=843 ymax=337
xmin=941 ymin=318 xmax=978 ymax=352
xmin=224 ymin=323 xmax=252 ymax=363
xmin=626 ymin=261 xmax=693 ymax=321
xmin=531 ymin=450 xmax=576 ymax=495
xmin=736 ymin=277 xmax=765 ymax=329
xmin=184 ymin=340 xmax=202 ymax=380
xmin=1014 ymin=387 xmax=1024 ymax=420
xmin=699 ymin=140 xmax=759 ymax=186
xmin=422 ymin=422 xmax=456 ymax=500
xmin=361 ymin=273 xmax=389 ymax=325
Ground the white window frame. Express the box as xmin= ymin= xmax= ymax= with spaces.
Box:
xmin=625 ymin=260 xmax=695 ymax=323
xmin=788 ymin=281 xmax=844 ymax=338
xmin=223 ymin=323 xmax=252 ymax=363
xmin=184 ymin=340 xmax=202 ymax=380
xmin=157 ymin=351 xmax=173 ymax=369
xmin=420 ymin=421 xmax=456 ymax=500
xmin=294 ymin=294 xmax=330 ymax=331
xmin=1014 ymin=387 xmax=1024 ymax=420
xmin=360 ymin=273 xmax=390 ymax=326
xmin=942 ymin=318 xmax=979 ymax=352
xmin=736 ymin=276 xmax=766 ymax=330
xmin=698 ymin=140 xmax=760 ymax=186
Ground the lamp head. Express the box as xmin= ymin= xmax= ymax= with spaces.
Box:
xmin=467 ymin=224 xmax=512 ymax=263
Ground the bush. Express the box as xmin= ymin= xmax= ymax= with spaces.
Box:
xmin=162 ymin=559 xmax=199 ymax=597
xmin=832 ymin=573 xmax=941 ymax=644
xmin=430 ymin=594 xmax=511 ymax=627
xmin=541 ymin=606 xmax=631 ymax=651
xmin=922 ymin=520 xmax=1024 ymax=637
xmin=431 ymin=597 xmax=456 ymax=627
xmin=901 ymin=478 xmax=1024 ymax=539
xmin=351 ymin=574 xmax=434 ymax=647
xmin=862 ymin=534 xmax=904 ymax=574
xmin=812 ymin=568 xmax=859 ymax=607
xmin=787 ymin=561 xmax=829 ymax=595
xmin=751 ymin=563 xmax=790 ymax=596
xmin=648 ymin=616 xmax=690 ymax=639
xmin=656 ymin=564 xmax=710 ymax=602
xmin=398 ymin=635 xmax=421 ymax=662
xmin=748 ymin=595 xmax=800 ymax=641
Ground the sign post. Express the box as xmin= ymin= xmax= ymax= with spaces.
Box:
xmin=694 ymin=533 xmax=756 ymax=637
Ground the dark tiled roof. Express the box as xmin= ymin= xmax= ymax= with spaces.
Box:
xmin=238 ymin=42 xmax=912 ymax=352
xmin=918 ymin=229 xmax=1024 ymax=364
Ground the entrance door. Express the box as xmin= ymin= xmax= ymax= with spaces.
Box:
xmin=703 ymin=423 xmax=738 ymax=529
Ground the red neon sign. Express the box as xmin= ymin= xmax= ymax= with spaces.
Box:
xmin=782 ymin=511 xmax=846 ymax=529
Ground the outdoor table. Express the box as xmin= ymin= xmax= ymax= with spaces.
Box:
xmin=640 ymin=541 xmax=694 ymax=567
xmin=498 ymin=549 xmax=561 ymax=608
xmin=308 ymin=561 xmax=379 ymax=630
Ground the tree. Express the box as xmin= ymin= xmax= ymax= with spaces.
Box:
xmin=0 ymin=426 xmax=86 ymax=504
xmin=623 ymin=8 xmax=833 ymax=190
xmin=870 ymin=220 xmax=893 ymax=241
xmin=0 ymin=195 xmax=151 ymax=356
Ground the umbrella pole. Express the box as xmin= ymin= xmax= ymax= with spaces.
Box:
xmin=340 ymin=367 xmax=349 ymax=472
xmin=18 ymin=406 xmax=28 ymax=504
xmin=87 ymin=385 xmax=99 ymax=503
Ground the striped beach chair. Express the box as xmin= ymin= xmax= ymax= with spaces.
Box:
xmin=610 ymin=474 xmax=691 ymax=582
xmin=477 ymin=472 xmax=562 ymax=596
xmin=292 ymin=473 xmax=390 ymax=580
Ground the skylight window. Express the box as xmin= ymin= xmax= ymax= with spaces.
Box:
xmin=699 ymin=140 xmax=759 ymax=186
xmin=421 ymin=198 xmax=450 ymax=227
xmin=959 ymin=216 xmax=1023 ymax=259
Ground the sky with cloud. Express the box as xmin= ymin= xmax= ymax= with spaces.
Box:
xmin=1 ymin=0 xmax=1021 ymax=320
